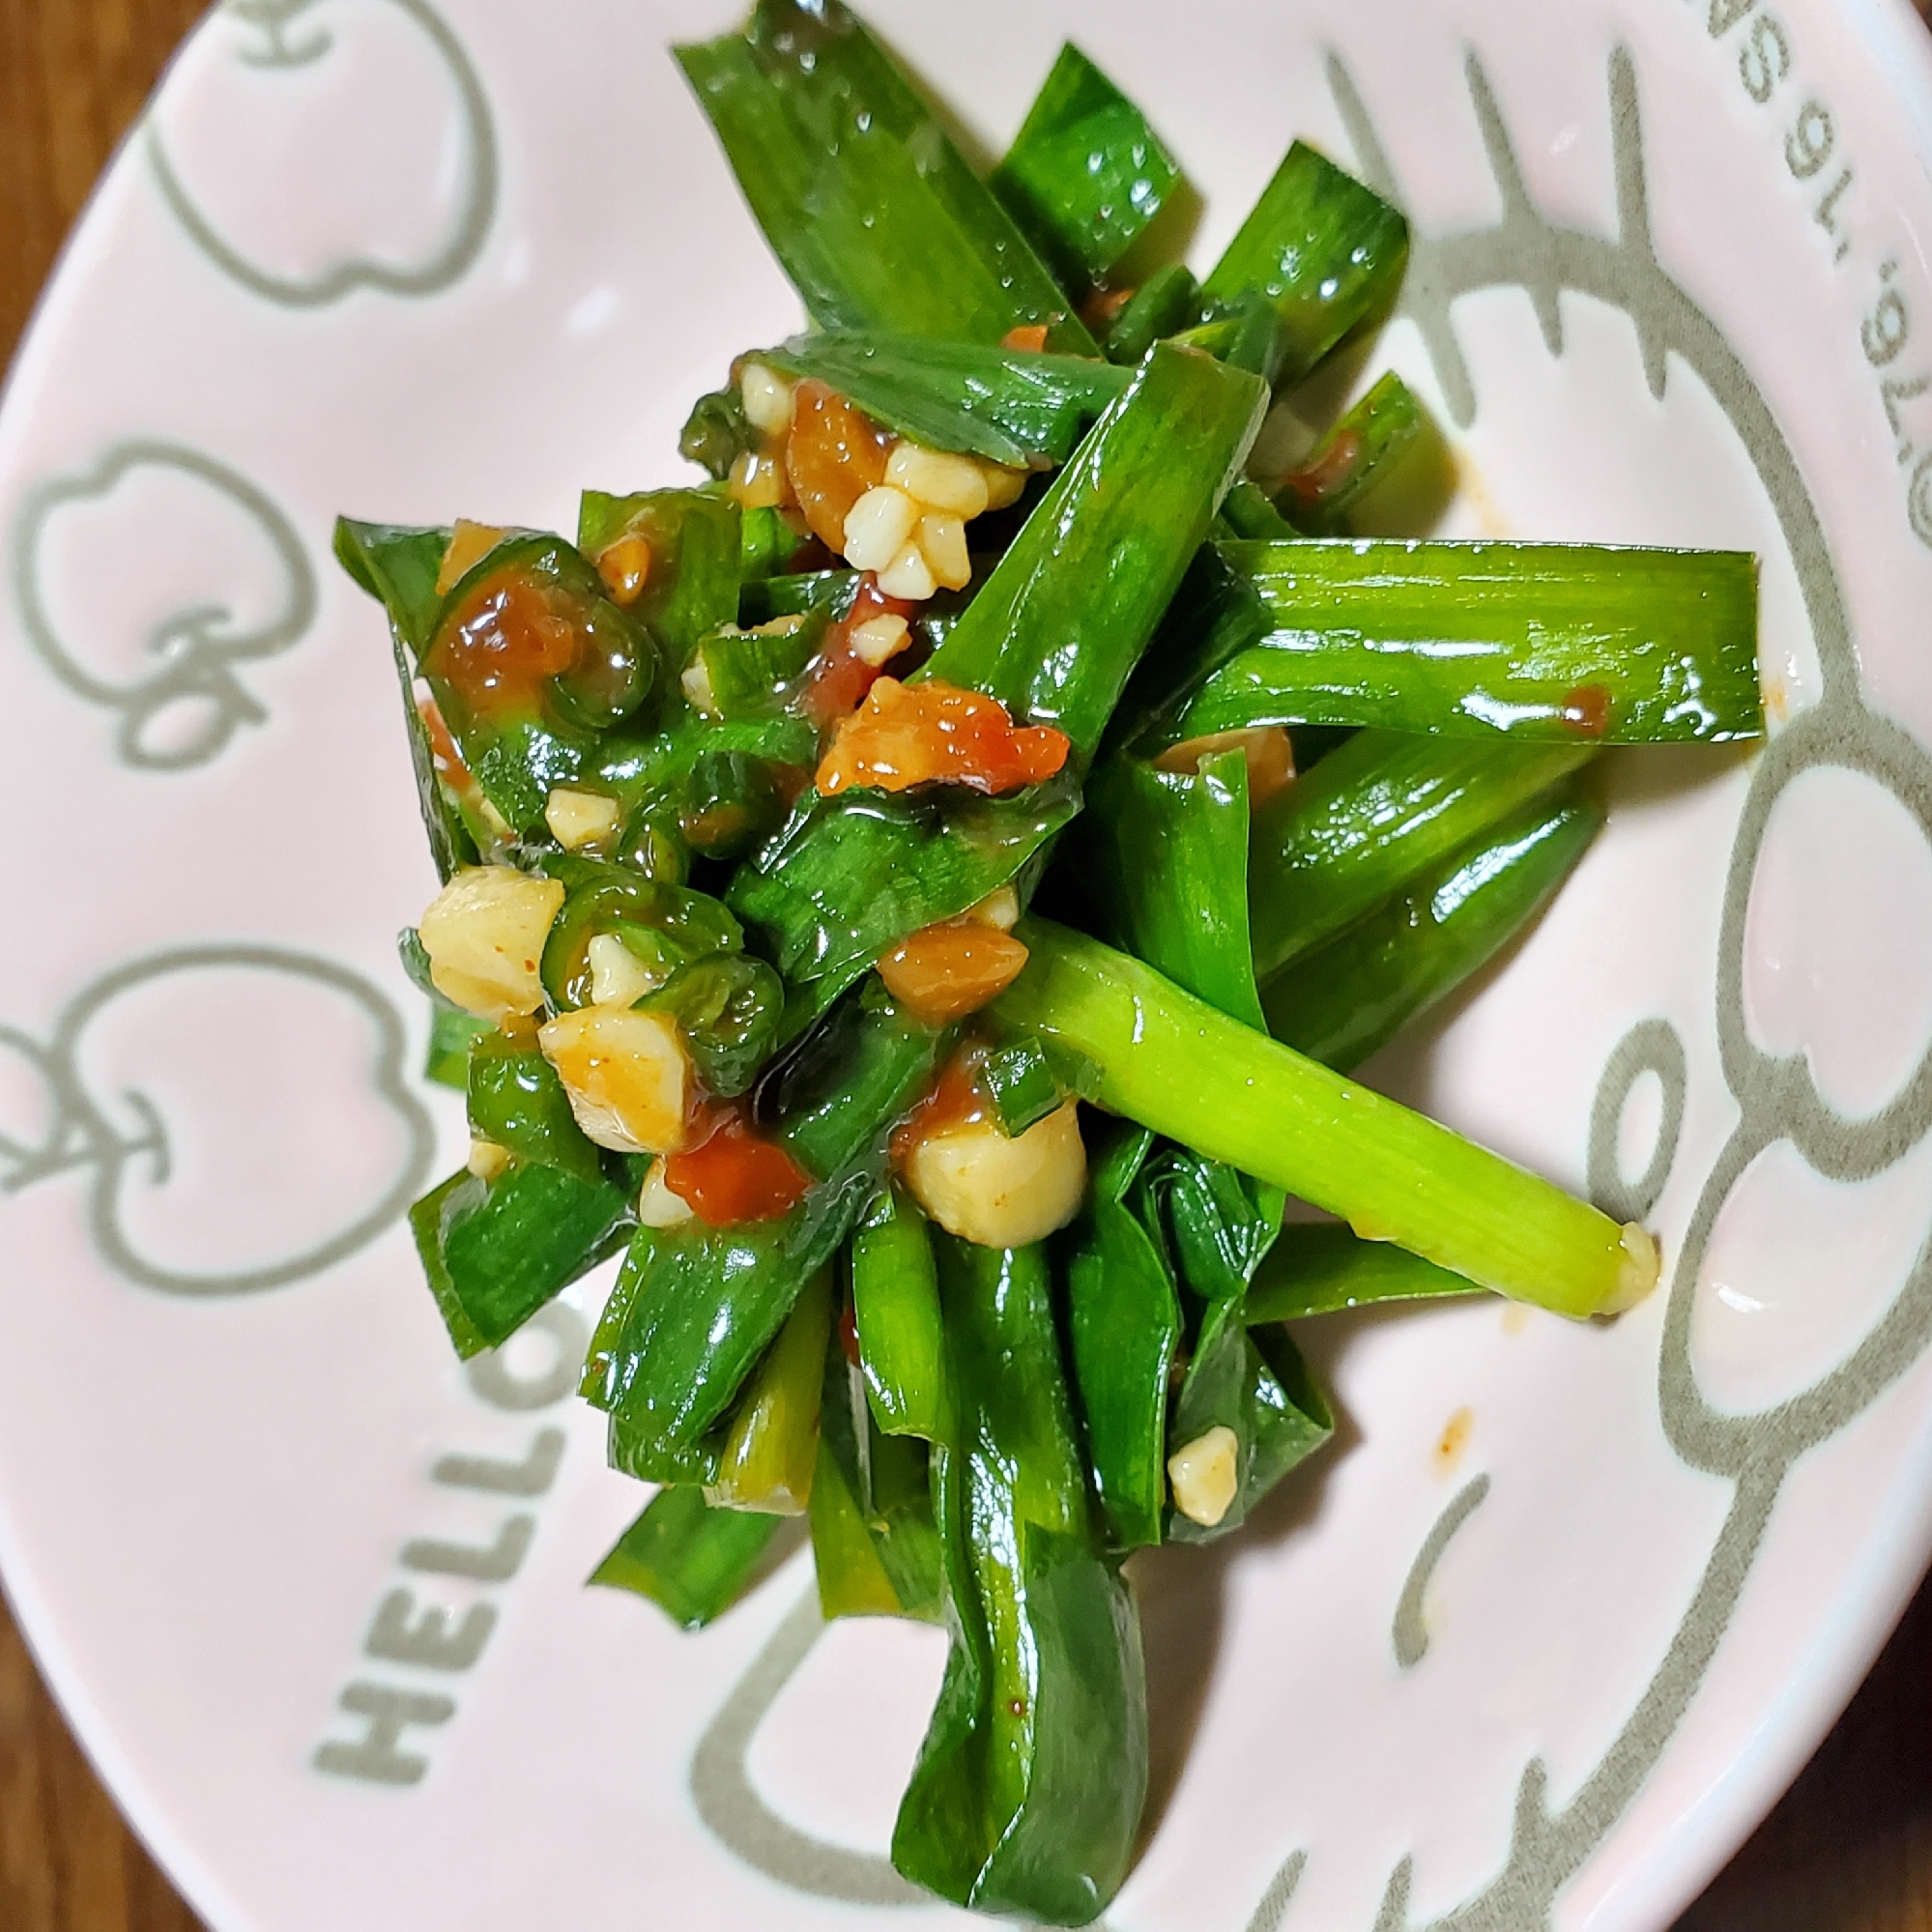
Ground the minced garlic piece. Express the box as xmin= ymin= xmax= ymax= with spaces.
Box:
xmin=537 ymin=1007 xmax=692 ymax=1155
xmin=543 ymin=786 xmax=623 ymax=852
xmin=417 ymin=866 xmax=564 ymax=1026
xmin=902 ymin=1101 xmax=1085 ymax=1250
xmin=1168 ymin=1427 xmax=1240 ymax=1528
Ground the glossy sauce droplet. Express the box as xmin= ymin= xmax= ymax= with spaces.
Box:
xmin=426 ymin=567 xmax=583 ymax=721
xmin=1280 ymin=428 xmax=1363 ymax=506
xmin=816 ymin=677 xmax=1070 ymax=796
xmin=1433 ymin=1405 xmax=1474 ymax=1478
xmin=878 ymin=921 xmax=1030 ymax=1027
xmin=787 ymin=381 xmax=892 ymax=553
xmin=662 ymin=1110 xmax=813 ymax=1226
xmin=1559 ymin=683 xmax=1612 ymax=737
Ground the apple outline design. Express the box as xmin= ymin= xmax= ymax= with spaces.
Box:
xmin=0 ymin=942 xmax=434 ymax=1297
xmin=13 ymin=439 xmax=316 ymax=770
xmin=144 ymin=0 xmax=498 ymax=309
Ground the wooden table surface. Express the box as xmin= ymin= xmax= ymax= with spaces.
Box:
xmin=1 ymin=4 xmax=1930 ymax=1929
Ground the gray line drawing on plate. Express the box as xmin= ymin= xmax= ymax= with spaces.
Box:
xmin=1321 ymin=43 xmax=1932 ymax=1932
xmin=1391 ymin=1474 xmax=1493 ymax=1671
xmin=13 ymin=441 xmax=315 ymax=769
xmin=0 ymin=944 xmax=433 ymax=1294
xmin=147 ymin=0 xmax=497 ymax=307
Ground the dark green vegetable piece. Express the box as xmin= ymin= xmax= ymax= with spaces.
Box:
xmin=1065 ymin=1123 xmax=1174 ymax=1550
xmin=677 ymin=0 xmax=1096 ymax=353
xmin=993 ymin=917 xmax=1656 ymax=1318
xmin=1218 ymin=477 xmax=1298 ymax=542
xmin=756 ymin=333 xmax=1131 ymax=469
xmin=1102 ymin=541 xmax=1273 ymax=756
xmin=424 ymin=1002 xmax=492 ymax=1089
xmin=731 ymin=772 xmax=1081 ymax=1036
xmin=917 ymin=339 xmax=1268 ymax=755
xmin=978 ymin=1035 xmax=1066 ymax=1139
xmin=1201 ymin=140 xmax=1409 ymax=387
xmin=1103 ymin=262 xmax=1200 ymax=366
xmin=594 ymin=706 xmax=819 ymax=791
xmin=1262 ymin=783 xmax=1603 ymax=1071
xmin=1169 ymin=539 xmax=1764 ymax=746
xmin=1172 ymin=291 xmax=1287 ymax=385
xmin=538 ymin=854 xmax=743 ymax=1011
xmin=737 ymin=567 xmax=859 ymax=627
xmin=989 ymin=43 xmax=1181 ymax=293
xmin=1141 ymin=1142 xmax=1280 ymax=1309
xmin=607 ymin=1408 xmax=726 ymax=1487
xmin=589 ymin=1485 xmax=786 ymax=1630
xmin=399 ymin=930 xmax=493 ymax=1086
xmin=811 ymin=1334 xmax=943 ymax=1620
xmin=678 ymin=746 xmax=795 ymax=860
xmin=1079 ymin=746 xmax=1262 ymax=1025
xmin=695 ymin=611 xmax=826 ymax=718
xmin=410 ymin=1163 xmax=633 ymax=1359
xmin=335 ymin=520 xmax=478 ymax=878
xmin=678 ymin=387 xmax=758 ymax=482
xmin=851 ymin=1186 xmax=947 ymax=1440
xmin=638 ymin=954 xmax=785 ymax=1099
xmin=583 ymin=995 xmax=944 ymax=1454
xmin=1165 ymin=1296 xmax=1331 ymax=1543
xmin=467 ymin=1035 xmax=604 ymax=1184
xmin=577 ymin=489 xmax=745 ymax=660
xmin=706 ymin=1267 xmax=832 ymax=1512
xmin=737 ymin=502 xmax=815 ymax=581
xmin=1267 ymin=370 xmax=1425 ymax=533
xmin=333 ymin=519 xmax=447 ymax=661
xmin=1246 ymin=1222 xmax=1482 ymax=1322
xmin=893 ymin=1236 xmax=1144 ymax=1924
xmin=1248 ymin=730 xmax=1598 ymax=982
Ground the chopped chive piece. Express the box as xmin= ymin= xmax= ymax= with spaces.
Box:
xmin=1065 ymin=1123 xmax=1175 ymax=1549
xmin=576 ymin=489 xmax=744 ymax=661
xmin=1262 ymin=783 xmax=1603 ymax=1071
xmin=467 ymin=1035 xmax=605 ymax=1185
xmin=979 ymin=1034 xmax=1066 ymax=1138
xmin=1103 ymin=262 xmax=1201 ymax=366
xmin=993 ymin=917 xmax=1658 ymax=1319
xmin=1202 ymin=140 xmax=1408 ymax=386
xmin=1246 ymin=1223 xmax=1484 ymax=1323
xmin=990 ymin=43 xmax=1181 ymax=293
xmin=851 ymin=1187 xmax=948 ymax=1440
xmin=411 ymin=1164 xmax=634 ymax=1360
xmin=811 ymin=1337 xmax=943 ymax=1620
xmin=756 ymin=332 xmax=1131 ymax=469
xmin=424 ymin=1002 xmax=492 ymax=1091
xmin=1248 ymin=731 xmax=1598 ymax=982
xmin=894 ymin=1236 xmax=1145 ymax=1919
xmin=1268 ymin=371 xmax=1426 ymax=533
xmin=1168 ymin=539 xmax=1764 ymax=746
xmin=705 ymin=1269 xmax=833 ymax=1514
xmin=917 ymin=341 xmax=1268 ymax=754
xmin=677 ymin=0 xmax=1096 ymax=352
xmin=1218 ymin=477 xmax=1297 ymax=541
xmin=589 ymin=1485 xmax=787 ymax=1630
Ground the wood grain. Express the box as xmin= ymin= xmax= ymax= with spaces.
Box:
xmin=0 ymin=3 xmax=1928 ymax=1929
